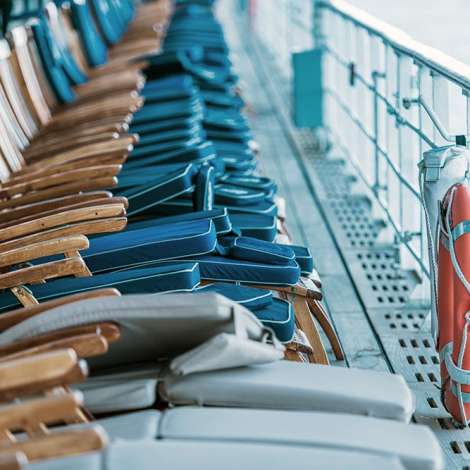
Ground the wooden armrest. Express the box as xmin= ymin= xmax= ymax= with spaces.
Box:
xmin=0 ymin=192 xmax=114 ymax=225
xmin=0 ymin=332 xmax=109 ymax=362
xmin=0 ymin=236 xmax=89 ymax=268
xmin=0 ymin=323 xmax=120 ymax=359
xmin=0 ymin=166 xmax=122 ymax=198
xmin=0 ymin=349 xmax=86 ymax=398
xmin=2 ymin=427 xmax=106 ymax=463
xmin=0 ymin=452 xmax=27 ymax=470
xmin=0 ymin=203 xmax=125 ymax=243
xmin=24 ymin=136 xmax=134 ymax=170
xmin=0 ymin=257 xmax=90 ymax=289
xmin=0 ymin=289 xmax=120 ymax=331
xmin=0 ymin=197 xmax=128 ymax=230
xmin=0 ymin=392 xmax=84 ymax=433
xmin=0 ymin=218 xmax=127 ymax=253
xmin=0 ymin=178 xmax=119 ymax=211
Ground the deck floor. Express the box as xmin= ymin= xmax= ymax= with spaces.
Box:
xmin=219 ymin=4 xmax=470 ymax=469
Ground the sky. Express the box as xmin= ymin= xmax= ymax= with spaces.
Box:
xmin=348 ymin=0 xmax=470 ymax=65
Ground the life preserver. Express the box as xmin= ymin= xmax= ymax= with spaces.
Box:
xmin=439 ymin=183 xmax=470 ymax=423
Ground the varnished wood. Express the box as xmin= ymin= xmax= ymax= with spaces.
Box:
xmin=0 ymin=257 xmax=90 ymax=289
xmin=0 ymin=203 xmax=125 ymax=242
xmin=0 ymin=332 xmax=109 ymax=361
xmin=0 ymin=289 xmax=120 ymax=331
xmin=0 ymin=218 xmax=127 ymax=252
xmin=0 ymin=323 xmax=120 ymax=359
xmin=307 ymin=298 xmax=344 ymax=361
xmin=0 ymin=349 xmax=86 ymax=399
xmin=0 ymin=452 xmax=27 ymax=470
xmin=0 ymin=177 xmax=118 ymax=210
xmin=0 ymin=166 xmax=121 ymax=198
xmin=0 ymin=427 xmax=106 ymax=463
xmin=0 ymin=235 xmax=89 ymax=268
xmin=0 ymin=197 xmax=128 ymax=229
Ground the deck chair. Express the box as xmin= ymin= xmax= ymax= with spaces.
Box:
xmin=0 ymin=292 xmax=412 ymax=422
xmin=14 ymin=435 xmax=410 ymax=470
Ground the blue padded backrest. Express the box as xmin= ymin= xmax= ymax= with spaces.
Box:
xmin=90 ymin=0 xmax=121 ymax=45
xmin=41 ymin=16 xmax=88 ymax=85
xmin=30 ymin=20 xmax=76 ymax=103
xmin=70 ymin=0 xmax=108 ymax=67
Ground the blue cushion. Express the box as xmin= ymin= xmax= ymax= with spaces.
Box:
xmin=70 ymin=0 xmax=108 ymax=67
xmin=219 ymin=175 xmax=276 ymax=193
xmin=137 ymin=127 xmax=204 ymax=147
xmin=0 ymin=263 xmax=200 ymax=313
xmin=130 ymin=116 xmax=201 ymax=136
xmin=218 ymin=199 xmax=278 ymax=217
xmin=181 ymin=255 xmax=300 ymax=285
xmin=127 ymin=209 xmax=232 ymax=235
xmin=83 ymin=220 xmax=217 ymax=273
xmin=194 ymin=164 xmax=215 ymax=211
xmin=254 ymin=298 xmax=295 ymax=343
xmin=132 ymin=98 xmax=203 ymax=125
xmin=229 ymin=214 xmax=277 ymax=242
xmin=288 ymin=245 xmax=314 ymax=275
xmin=124 ymin=142 xmax=217 ymax=170
xmin=122 ymin=165 xmax=197 ymax=216
xmin=198 ymin=283 xmax=272 ymax=311
xmin=215 ymin=185 xmax=266 ymax=207
xmin=218 ymin=237 xmax=295 ymax=265
xmin=130 ymin=136 xmax=205 ymax=160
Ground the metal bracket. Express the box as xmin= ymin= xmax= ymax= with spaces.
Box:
xmin=402 ymin=95 xmax=468 ymax=146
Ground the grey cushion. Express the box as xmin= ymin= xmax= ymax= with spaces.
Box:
xmin=0 ymin=293 xmax=283 ymax=371
xmin=158 ymin=407 xmax=443 ymax=470
xmin=160 ymin=360 xmax=415 ymax=422
xmin=27 ymin=440 xmax=406 ymax=470
xmin=77 ymin=378 xmax=158 ymax=414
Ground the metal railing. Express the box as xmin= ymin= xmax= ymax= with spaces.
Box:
xmin=244 ymin=0 xmax=470 ymax=299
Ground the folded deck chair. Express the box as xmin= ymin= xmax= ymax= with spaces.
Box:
xmin=58 ymin=407 xmax=442 ymax=470
xmin=25 ymin=435 xmax=408 ymax=470
xmin=0 ymin=293 xmax=283 ymax=372
xmin=0 ymin=263 xmax=201 ymax=313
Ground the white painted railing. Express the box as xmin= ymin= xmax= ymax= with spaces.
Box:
xmin=244 ymin=0 xmax=470 ymax=299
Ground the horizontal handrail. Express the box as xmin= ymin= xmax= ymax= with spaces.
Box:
xmin=318 ymin=0 xmax=470 ymax=91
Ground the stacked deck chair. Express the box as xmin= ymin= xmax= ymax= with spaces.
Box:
xmin=0 ymin=0 xmax=444 ymax=468
xmin=0 ymin=0 xmax=341 ymax=365
xmin=0 ymin=294 xmax=443 ymax=469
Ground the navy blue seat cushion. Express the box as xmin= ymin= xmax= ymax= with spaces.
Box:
xmin=82 ymin=220 xmax=217 ymax=273
xmin=194 ymin=164 xmax=215 ymax=211
xmin=198 ymin=283 xmax=272 ymax=311
xmin=0 ymin=263 xmax=200 ymax=313
xmin=215 ymin=185 xmax=266 ymax=207
xmin=229 ymin=213 xmax=277 ymax=242
xmin=254 ymin=298 xmax=295 ymax=343
xmin=288 ymin=245 xmax=314 ymax=275
xmin=218 ymin=237 xmax=295 ymax=266
xmin=219 ymin=175 xmax=276 ymax=194
xmin=121 ymin=164 xmax=197 ymax=216
xmin=130 ymin=116 xmax=200 ymax=136
xmin=181 ymin=255 xmax=300 ymax=285
xmin=126 ymin=209 xmax=232 ymax=235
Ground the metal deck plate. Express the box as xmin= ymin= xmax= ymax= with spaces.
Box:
xmin=222 ymin=9 xmax=470 ymax=469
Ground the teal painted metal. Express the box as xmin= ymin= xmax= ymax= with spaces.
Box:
xmin=292 ymin=49 xmax=323 ymax=128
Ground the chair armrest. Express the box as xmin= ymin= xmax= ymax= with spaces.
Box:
xmin=0 ymin=166 xmax=122 ymax=198
xmin=0 ymin=235 xmax=89 ymax=268
xmin=0 ymin=192 xmax=114 ymax=226
xmin=0 ymin=203 xmax=125 ymax=242
xmin=0 ymin=178 xmax=119 ymax=211
xmin=0 ymin=331 xmax=109 ymax=362
xmin=0 ymin=257 xmax=90 ymax=290
xmin=0 ymin=218 xmax=127 ymax=253
xmin=0 ymin=197 xmax=127 ymax=230
xmin=0 ymin=289 xmax=120 ymax=331
xmin=0 ymin=349 xmax=86 ymax=398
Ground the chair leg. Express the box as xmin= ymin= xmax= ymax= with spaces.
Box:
xmin=284 ymin=347 xmax=305 ymax=362
xmin=307 ymin=298 xmax=344 ymax=361
xmin=289 ymin=294 xmax=329 ymax=365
